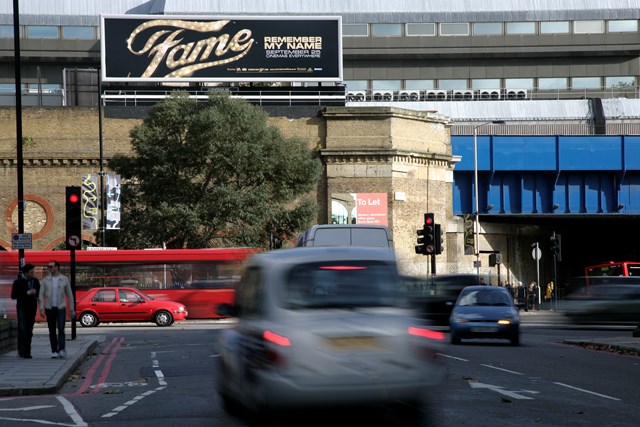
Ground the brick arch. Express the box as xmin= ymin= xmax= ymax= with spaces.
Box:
xmin=5 ymin=194 xmax=55 ymax=240
xmin=0 ymin=238 xmax=11 ymax=250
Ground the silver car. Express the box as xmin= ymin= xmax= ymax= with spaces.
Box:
xmin=216 ymin=246 xmax=445 ymax=419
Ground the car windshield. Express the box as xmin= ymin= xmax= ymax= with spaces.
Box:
xmin=282 ymin=261 xmax=401 ymax=309
xmin=457 ymin=289 xmax=512 ymax=306
xmin=136 ymin=289 xmax=154 ymax=300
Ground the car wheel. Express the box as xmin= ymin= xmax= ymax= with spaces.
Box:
xmin=450 ymin=333 xmax=461 ymax=345
xmin=510 ymin=334 xmax=520 ymax=346
xmin=79 ymin=311 xmax=98 ymax=327
xmin=220 ymin=392 xmax=242 ymax=416
xmin=154 ymin=310 xmax=174 ymax=326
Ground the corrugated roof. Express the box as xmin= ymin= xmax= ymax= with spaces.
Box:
xmin=1 ymin=0 xmax=639 ymax=24
xmin=347 ymin=99 xmax=640 ymax=121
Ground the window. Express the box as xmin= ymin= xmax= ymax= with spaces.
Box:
xmin=574 ymin=20 xmax=604 ymax=34
xmin=505 ymin=78 xmax=534 ymax=89
xmin=439 ymin=79 xmax=467 ymax=90
xmin=344 ymin=80 xmax=367 ymax=91
xmin=343 ymin=24 xmax=368 ymax=36
xmin=605 ymin=76 xmax=635 ymax=88
xmin=540 ymin=21 xmax=570 ymax=34
xmin=27 ymin=84 xmax=62 ymax=94
xmin=506 ymin=22 xmax=536 ymax=35
xmin=538 ymin=78 xmax=568 ymax=90
xmin=406 ymin=79 xmax=435 ymax=90
xmin=473 ymin=23 xmax=502 ymax=35
xmin=608 ymin=20 xmax=638 ymax=33
xmin=0 ymin=25 xmax=15 ymax=38
xmin=372 ymin=80 xmax=401 ymax=90
xmin=371 ymin=23 xmax=401 ymax=37
xmin=572 ymin=77 xmax=601 ymax=89
xmin=472 ymin=79 xmax=501 ymax=89
xmin=406 ymin=23 xmax=435 ymax=36
xmin=62 ymin=26 xmax=94 ymax=39
xmin=440 ymin=23 xmax=469 ymax=36
xmin=27 ymin=26 xmax=58 ymax=39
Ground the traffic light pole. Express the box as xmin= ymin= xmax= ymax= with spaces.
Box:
xmin=70 ymin=248 xmax=76 ymax=340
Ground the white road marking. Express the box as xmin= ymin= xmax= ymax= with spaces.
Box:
xmin=469 ymin=381 xmax=534 ymax=400
xmin=0 ymin=405 xmax=55 ymax=411
xmin=154 ymin=369 xmax=167 ymax=386
xmin=89 ymin=380 xmax=148 ymax=389
xmin=554 ymin=382 xmax=620 ymax=401
xmin=481 ymin=364 xmax=524 ymax=375
xmin=102 ymin=386 xmax=166 ymax=418
xmin=437 ymin=353 xmax=469 ymax=361
xmin=0 ymin=397 xmax=86 ymax=426
xmin=57 ymin=396 xmax=87 ymax=427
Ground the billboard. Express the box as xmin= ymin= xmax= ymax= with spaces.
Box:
xmin=101 ymin=15 xmax=342 ymax=83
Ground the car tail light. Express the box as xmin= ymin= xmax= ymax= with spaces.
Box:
xmin=408 ymin=326 xmax=444 ymax=361
xmin=263 ymin=330 xmax=291 ymax=347
xmin=408 ymin=326 xmax=445 ymax=341
xmin=256 ymin=330 xmax=291 ymax=368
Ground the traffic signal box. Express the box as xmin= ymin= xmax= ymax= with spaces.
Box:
xmin=415 ymin=213 xmax=436 ymax=255
xmin=65 ymin=186 xmax=82 ymax=250
xmin=550 ymin=233 xmax=562 ymax=261
xmin=435 ymin=223 xmax=444 ymax=255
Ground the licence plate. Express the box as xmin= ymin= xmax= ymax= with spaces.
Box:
xmin=325 ymin=336 xmax=383 ymax=350
xmin=470 ymin=327 xmax=499 ymax=333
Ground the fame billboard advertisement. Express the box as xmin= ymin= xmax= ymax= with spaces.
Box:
xmin=101 ymin=15 xmax=342 ymax=83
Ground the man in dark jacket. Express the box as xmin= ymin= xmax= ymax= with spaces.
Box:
xmin=11 ymin=263 xmax=40 ymax=359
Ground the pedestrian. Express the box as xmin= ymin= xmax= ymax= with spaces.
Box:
xmin=528 ymin=281 xmax=538 ymax=311
xmin=39 ymin=261 xmax=75 ymax=359
xmin=11 ymin=263 xmax=40 ymax=359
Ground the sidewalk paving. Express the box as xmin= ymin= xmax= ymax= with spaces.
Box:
xmin=0 ymin=332 xmax=102 ymax=396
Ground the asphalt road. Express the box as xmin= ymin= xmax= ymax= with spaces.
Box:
xmin=0 ymin=320 xmax=638 ymax=427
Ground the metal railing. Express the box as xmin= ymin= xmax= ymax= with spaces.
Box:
xmin=346 ymin=87 xmax=639 ymax=102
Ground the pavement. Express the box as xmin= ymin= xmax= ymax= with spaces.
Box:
xmin=0 ymin=331 xmax=103 ymax=397
xmin=0 ymin=315 xmax=639 ymax=397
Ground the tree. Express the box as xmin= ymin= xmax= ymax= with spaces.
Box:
xmin=108 ymin=92 xmax=322 ymax=249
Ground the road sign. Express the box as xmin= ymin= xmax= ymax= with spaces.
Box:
xmin=532 ymin=247 xmax=542 ymax=260
xmin=11 ymin=233 xmax=32 ymax=249
xmin=67 ymin=235 xmax=81 ymax=248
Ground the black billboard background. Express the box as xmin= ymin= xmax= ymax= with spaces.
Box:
xmin=102 ymin=16 xmax=342 ymax=82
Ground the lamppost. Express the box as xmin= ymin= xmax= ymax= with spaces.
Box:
xmin=473 ymin=121 xmax=505 ymax=276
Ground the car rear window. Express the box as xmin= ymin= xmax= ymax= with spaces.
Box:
xmin=457 ymin=288 xmax=512 ymax=306
xmin=282 ymin=260 xmax=401 ymax=309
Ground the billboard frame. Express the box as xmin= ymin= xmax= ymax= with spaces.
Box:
xmin=100 ymin=14 xmax=343 ymax=83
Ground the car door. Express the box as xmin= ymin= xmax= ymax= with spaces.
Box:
xmin=225 ymin=267 xmax=267 ymax=398
xmin=117 ymin=289 xmax=149 ymax=321
xmin=88 ymin=289 xmax=119 ymax=322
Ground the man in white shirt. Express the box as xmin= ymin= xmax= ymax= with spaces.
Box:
xmin=39 ymin=261 xmax=75 ymax=359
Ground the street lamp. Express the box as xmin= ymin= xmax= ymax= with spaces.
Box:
xmin=473 ymin=121 xmax=504 ymax=276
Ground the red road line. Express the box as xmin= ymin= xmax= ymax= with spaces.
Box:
xmin=92 ymin=337 xmax=124 ymax=393
xmin=72 ymin=337 xmax=123 ymax=395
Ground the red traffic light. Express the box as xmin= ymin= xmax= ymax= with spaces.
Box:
xmin=68 ymin=193 xmax=79 ymax=203
xmin=424 ymin=214 xmax=434 ymax=225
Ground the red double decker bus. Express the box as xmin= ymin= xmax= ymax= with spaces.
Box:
xmin=0 ymin=248 xmax=257 ymax=320
xmin=585 ymin=261 xmax=640 ymax=279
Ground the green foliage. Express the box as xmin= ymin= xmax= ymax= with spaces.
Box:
xmin=108 ymin=92 xmax=322 ymax=249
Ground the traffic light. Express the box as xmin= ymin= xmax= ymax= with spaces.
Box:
xmin=435 ymin=223 xmax=444 ymax=255
xmin=416 ymin=213 xmax=436 ymax=255
xmin=65 ymin=186 xmax=82 ymax=250
xmin=550 ymin=233 xmax=562 ymax=261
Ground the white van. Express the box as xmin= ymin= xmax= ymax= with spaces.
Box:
xmin=295 ymin=224 xmax=393 ymax=249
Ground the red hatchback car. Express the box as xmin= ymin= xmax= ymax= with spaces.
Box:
xmin=76 ymin=287 xmax=188 ymax=327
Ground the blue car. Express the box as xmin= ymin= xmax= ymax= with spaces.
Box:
xmin=449 ymin=286 xmax=520 ymax=346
